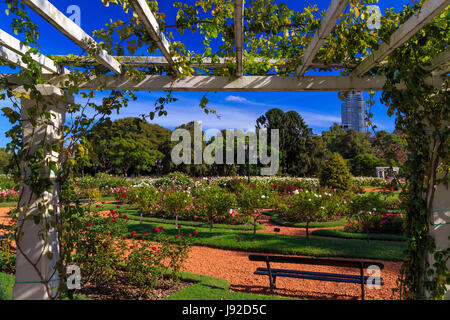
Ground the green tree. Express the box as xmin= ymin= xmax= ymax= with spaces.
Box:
xmin=88 ymin=117 xmax=170 ymax=176
xmin=320 ymin=153 xmax=353 ymax=191
xmin=256 ymin=108 xmax=322 ymax=176
xmin=322 ymin=123 xmax=372 ymax=159
xmin=372 ymin=130 xmax=407 ymax=165
xmin=0 ymin=148 xmax=11 ymax=174
xmin=162 ymin=121 xmax=210 ymax=176
xmin=350 ymin=153 xmax=387 ymax=177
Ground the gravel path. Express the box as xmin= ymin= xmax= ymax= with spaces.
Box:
xmin=183 ymin=246 xmax=401 ymax=300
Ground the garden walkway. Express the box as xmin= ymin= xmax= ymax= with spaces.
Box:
xmin=182 ymin=245 xmax=402 ymax=300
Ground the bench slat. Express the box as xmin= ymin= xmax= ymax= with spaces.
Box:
xmin=256 ymin=267 xmax=384 ymax=282
xmin=249 ymin=254 xmax=384 ymax=269
xmin=254 ymin=271 xmax=384 ymax=285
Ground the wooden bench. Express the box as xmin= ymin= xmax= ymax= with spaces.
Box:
xmin=249 ymin=254 xmax=384 ymax=300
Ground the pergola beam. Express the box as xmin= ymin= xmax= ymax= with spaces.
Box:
xmin=128 ymin=0 xmax=180 ymax=74
xmin=429 ymin=48 xmax=450 ymax=76
xmin=0 ymin=44 xmax=52 ymax=73
xmin=0 ymin=29 xmax=67 ymax=74
xmin=295 ymin=0 xmax=349 ymax=77
xmin=22 ymin=0 xmax=122 ymax=75
xmin=49 ymin=55 xmax=358 ymax=70
xmin=234 ymin=0 xmax=244 ymax=76
xmin=0 ymin=74 xmax=439 ymax=92
xmin=352 ymin=0 xmax=450 ymax=76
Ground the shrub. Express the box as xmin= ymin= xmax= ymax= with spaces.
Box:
xmin=86 ymin=188 xmax=103 ymax=204
xmin=224 ymin=178 xmax=248 ymax=193
xmin=164 ymin=191 xmax=192 ymax=228
xmin=320 ymin=153 xmax=352 ymax=191
xmin=154 ymin=172 xmax=192 ymax=187
xmin=236 ymin=185 xmax=269 ymax=236
xmin=197 ymin=186 xmax=236 ymax=231
xmin=280 ymin=190 xmax=329 ymax=239
xmin=347 ymin=192 xmax=392 ymax=241
xmin=60 ymin=201 xmax=196 ymax=297
xmin=128 ymin=186 xmax=160 ymax=223
xmin=112 ymin=185 xmax=129 ymax=202
xmin=0 ymin=187 xmax=18 ymax=203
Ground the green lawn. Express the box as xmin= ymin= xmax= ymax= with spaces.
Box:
xmin=165 ymin=272 xmax=294 ymax=300
xmin=0 ymin=271 xmax=291 ymax=300
xmin=265 ymin=210 xmax=348 ymax=228
xmin=0 ymin=272 xmax=14 ymax=300
xmin=0 ymin=202 xmax=16 ymax=208
xmin=311 ymin=229 xmax=407 ymax=242
xmin=127 ymin=219 xmax=406 ymax=261
xmin=89 ymin=203 xmax=265 ymax=232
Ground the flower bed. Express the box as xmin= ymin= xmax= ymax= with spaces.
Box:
xmin=0 ymin=188 xmax=18 ymax=203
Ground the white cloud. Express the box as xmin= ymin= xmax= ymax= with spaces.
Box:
xmin=225 ymin=95 xmax=274 ymax=107
xmin=225 ymin=95 xmax=251 ymax=104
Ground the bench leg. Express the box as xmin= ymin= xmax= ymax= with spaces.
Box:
xmin=265 ymin=258 xmax=275 ymax=293
xmin=360 ymin=266 xmax=365 ymax=300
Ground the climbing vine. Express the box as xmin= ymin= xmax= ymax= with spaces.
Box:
xmin=0 ymin=0 xmax=448 ymax=299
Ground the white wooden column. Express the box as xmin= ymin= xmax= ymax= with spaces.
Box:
xmin=427 ymin=168 xmax=450 ymax=299
xmin=12 ymin=85 xmax=72 ymax=300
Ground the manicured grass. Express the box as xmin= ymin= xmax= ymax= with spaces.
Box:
xmin=0 ymin=272 xmax=14 ymax=300
xmin=0 ymin=270 xmax=289 ymax=300
xmin=311 ymin=229 xmax=407 ymax=242
xmin=265 ymin=211 xmax=348 ymax=228
xmin=127 ymin=219 xmax=406 ymax=261
xmin=90 ymin=203 xmax=265 ymax=232
xmin=166 ymin=272 xmax=294 ymax=300
xmin=0 ymin=202 xmax=16 ymax=208
xmin=0 ymin=272 xmax=90 ymax=300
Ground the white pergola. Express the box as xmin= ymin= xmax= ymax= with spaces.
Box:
xmin=0 ymin=0 xmax=448 ymax=300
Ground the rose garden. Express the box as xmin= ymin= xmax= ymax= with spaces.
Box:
xmin=0 ymin=0 xmax=448 ymax=301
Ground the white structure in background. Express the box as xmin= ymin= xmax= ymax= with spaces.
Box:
xmin=376 ymin=167 xmax=400 ymax=179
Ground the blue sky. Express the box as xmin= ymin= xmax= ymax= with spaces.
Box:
xmin=0 ymin=0 xmax=411 ymax=147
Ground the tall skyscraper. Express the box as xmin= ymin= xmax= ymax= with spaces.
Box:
xmin=341 ymin=91 xmax=367 ymax=134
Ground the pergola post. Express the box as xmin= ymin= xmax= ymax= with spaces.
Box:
xmin=12 ymin=85 xmax=72 ymax=300
xmin=427 ymin=166 xmax=450 ymax=299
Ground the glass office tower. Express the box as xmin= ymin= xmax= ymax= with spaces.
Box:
xmin=341 ymin=91 xmax=367 ymax=134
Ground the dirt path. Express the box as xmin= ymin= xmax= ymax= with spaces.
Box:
xmin=0 ymin=207 xmax=12 ymax=236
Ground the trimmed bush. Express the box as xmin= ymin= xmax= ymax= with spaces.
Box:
xmin=320 ymin=153 xmax=352 ymax=191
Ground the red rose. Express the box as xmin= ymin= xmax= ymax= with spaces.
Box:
xmin=117 ymin=205 xmax=121 ymax=209
xmin=194 ymin=231 xmax=198 ymax=235
xmin=159 ymin=226 xmax=164 ymax=230
xmin=152 ymin=246 xmax=158 ymax=251
xmin=154 ymin=228 xmax=160 ymax=233
xmin=130 ymin=245 xmax=135 ymax=249
xmin=175 ymin=235 xmax=179 ymax=239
